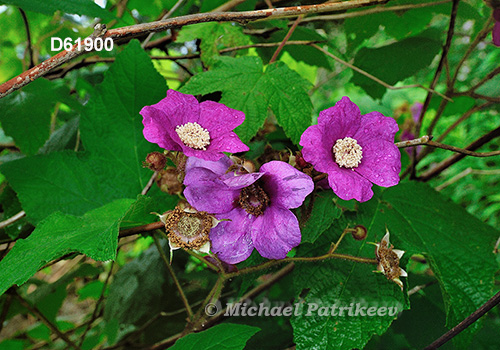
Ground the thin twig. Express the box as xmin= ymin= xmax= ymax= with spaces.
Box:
xmin=399 ymin=134 xmax=500 ymax=159
xmin=45 ymin=40 xmax=322 ymax=79
xmin=493 ymin=236 xmax=500 ymax=254
xmin=435 ymin=168 xmax=500 ymax=191
xmin=119 ymin=221 xmax=164 ymax=238
xmin=144 ymin=263 xmax=295 ymax=350
xmin=29 ymin=318 xmax=96 ymax=350
xmin=436 ymin=102 xmax=494 ymax=143
xmin=412 ymin=0 xmax=460 ymax=177
xmin=223 ymin=249 xmax=377 ymax=279
xmin=0 ymin=220 xmax=164 ymax=249
xmin=141 ymin=0 xmax=187 ymax=48
xmin=78 ymin=261 xmax=115 ymax=346
xmin=395 ymin=135 xmax=432 ymax=148
xmin=153 ymin=233 xmax=194 ymax=319
xmin=408 ymin=280 xmax=437 ymax=296
xmin=201 ymin=263 xmax=295 ymax=329
xmin=301 ymin=0 xmax=452 ymax=22
xmin=425 ymin=140 xmax=500 ymax=157
xmin=401 ymin=102 xmax=494 ymax=178
xmin=419 ymin=125 xmax=500 ymax=181
xmin=449 ymin=18 xmax=494 ymax=89
xmin=0 ymin=210 xmax=26 ymax=229
xmin=19 ymin=8 xmax=35 ymax=69
xmin=0 ymin=294 xmax=12 ymax=334
xmin=424 ymin=290 xmax=500 ymax=349
xmin=0 ymin=0 xmax=388 ymax=98
xmin=14 ymin=291 xmax=83 ymax=350
xmin=141 ymin=171 xmax=159 ymax=195
xmin=269 ymin=15 xmax=303 ymax=63
xmin=310 ymin=44 xmax=452 ymax=101
xmin=464 ymin=66 xmax=500 ymax=94
xmin=452 ymin=91 xmax=500 ymax=103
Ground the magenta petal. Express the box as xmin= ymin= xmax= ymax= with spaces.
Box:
xmin=327 ymin=165 xmax=374 ymax=202
xmin=199 ymin=101 xmax=246 ymax=139
xmin=259 ymin=161 xmax=314 ymax=209
xmin=352 ymin=111 xmax=399 ymax=145
xmin=141 ymin=105 xmax=180 ymax=150
xmin=180 ymin=146 xmax=226 ymax=161
xmin=299 ymin=124 xmax=336 ymax=174
xmin=251 ymin=206 xmax=301 ymax=260
xmin=185 ymin=155 xmax=233 ymax=175
xmin=164 ymin=89 xmax=200 ymax=124
xmin=493 ymin=21 xmax=500 ymax=47
xmin=208 ymin=132 xmax=250 ymax=154
xmin=183 ymin=167 xmax=238 ymax=213
xmin=210 ymin=208 xmax=255 ymax=264
xmin=222 ymin=172 xmax=263 ymax=189
xmin=319 ymin=96 xmax=362 ymax=141
xmin=494 ymin=9 xmax=500 ymax=22
xmin=355 ymin=140 xmax=401 ymax=187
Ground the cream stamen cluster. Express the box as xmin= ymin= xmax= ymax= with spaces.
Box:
xmin=333 ymin=137 xmax=363 ymax=168
xmin=175 ymin=122 xmax=210 ymax=150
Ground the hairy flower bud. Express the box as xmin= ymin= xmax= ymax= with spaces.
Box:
xmin=143 ymin=151 xmax=167 ymax=171
xmin=351 ymin=225 xmax=367 ymax=241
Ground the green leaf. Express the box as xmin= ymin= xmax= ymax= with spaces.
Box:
xmin=78 ymin=280 xmax=105 ymax=301
xmin=291 ymin=221 xmax=408 ymax=350
xmin=120 ymin=194 xmax=177 ymax=229
xmin=39 ymin=117 xmax=79 ymax=154
xmin=103 ymin=240 xmax=184 ymax=342
xmin=0 ymin=199 xmax=134 ymax=297
xmin=373 ymin=182 xmax=498 ymax=347
xmin=0 ymin=79 xmax=69 ymax=155
xmin=0 ymin=40 xmax=168 ymax=223
xmin=169 ymin=323 xmax=260 ymax=350
xmin=0 ymin=0 xmax=113 ymax=19
xmin=256 ymin=26 xmax=330 ymax=69
xmin=181 ymin=56 xmax=313 ymax=144
xmin=300 ymin=191 xmax=341 ymax=244
xmin=351 ymin=35 xmax=442 ymax=99
xmin=292 ymin=182 xmax=498 ymax=349
xmin=176 ymin=22 xmax=251 ymax=66
xmin=0 ymin=186 xmax=26 ymax=239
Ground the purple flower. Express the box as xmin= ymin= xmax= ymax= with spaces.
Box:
xmin=183 ymin=156 xmax=314 ymax=264
xmin=400 ymin=102 xmax=423 ymax=156
xmin=140 ymin=89 xmax=249 ymax=161
xmin=494 ymin=9 xmax=500 ymax=47
xmin=410 ymin=102 xmax=423 ymax=123
xmin=299 ymin=97 xmax=400 ymax=202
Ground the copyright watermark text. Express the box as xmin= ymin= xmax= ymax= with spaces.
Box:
xmin=205 ymin=298 xmax=401 ymax=318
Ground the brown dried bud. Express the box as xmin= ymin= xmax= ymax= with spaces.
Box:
xmin=351 ymin=225 xmax=367 ymax=241
xmin=157 ymin=167 xmax=183 ymax=196
xmin=143 ymin=152 xmax=167 ymax=171
xmin=295 ymin=151 xmax=311 ymax=169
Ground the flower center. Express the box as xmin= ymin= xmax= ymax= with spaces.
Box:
xmin=332 ymin=137 xmax=363 ymax=168
xmin=175 ymin=122 xmax=210 ymax=150
xmin=238 ymin=184 xmax=270 ymax=217
xmin=164 ymin=207 xmax=212 ymax=250
xmin=176 ymin=216 xmax=202 ymax=239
